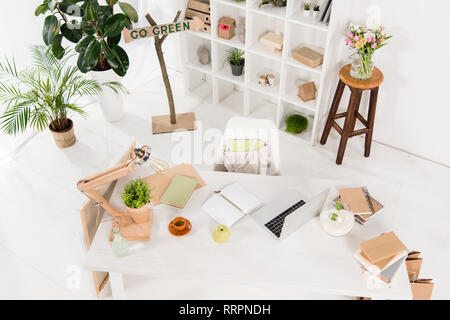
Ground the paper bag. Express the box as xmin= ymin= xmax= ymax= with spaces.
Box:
xmin=406 ymin=258 xmax=423 ymax=282
xmin=411 ymin=279 xmax=434 ymax=300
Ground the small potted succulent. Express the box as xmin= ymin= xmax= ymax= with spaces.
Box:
xmin=285 ymin=114 xmax=309 ymax=135
xmin=303 ymin=2 xmax=311 ymax=16
xmin=224 ymin=48 xmax=245 ymax=76
xmin=313 ymin=5 xmax=320 ymax=17
xmin=121 ymin=178 xmax=152 ymax=224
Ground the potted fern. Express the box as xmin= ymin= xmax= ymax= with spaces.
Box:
xmin=121 ymin=178 xmax=152 ymax=224
xmin=224 ymin=49 xmax=245 ymax=76
xmin=35 ymin=0 xmax=139 ymax=121
xmin=0 ymin=46 xmax=125 ymax=148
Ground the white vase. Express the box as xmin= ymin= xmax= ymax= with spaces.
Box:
xmin=303 ymin=9 xmax=311 ymax=17
xmin=90 ymin=69 xmax=125 ymax=122
xmin=320 ymin=208 xmax=355 ymax=237
xmin=313 ymin=10 xmax=319 ymax=17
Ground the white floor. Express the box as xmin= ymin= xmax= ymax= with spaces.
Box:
xmin=0 ymin=71 xmax=449 ymax=300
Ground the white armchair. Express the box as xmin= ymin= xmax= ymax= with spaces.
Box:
xmin=213 ymin=117 xmax=280 ymax=175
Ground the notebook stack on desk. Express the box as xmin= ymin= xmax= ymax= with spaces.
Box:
xmin=354 ymin=232 xmax=408 ymax=284
xmin=405 ymin=251 xmax=434 ymax=300
xmin=337 ymin=186 xmax=384 ymax=224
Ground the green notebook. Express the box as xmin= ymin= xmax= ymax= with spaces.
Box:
xmin=160 ymin=175 xmax=199 ymax=208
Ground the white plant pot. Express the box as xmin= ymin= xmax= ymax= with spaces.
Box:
xmin=303 ymin=9 xmax=311 ymax=17
xmin=90 ymin=69 xmax=125 ymax=122
xmin=313 ymin=11 xmax=319 ymax=17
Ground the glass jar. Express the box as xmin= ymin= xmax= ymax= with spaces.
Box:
xmin=320 ymin=201 xmax=355 ymax=237
xmin=350 ymin=54 xmax=374 ymax=80
xmin=111 ymin=222 xmax=129 ymax=257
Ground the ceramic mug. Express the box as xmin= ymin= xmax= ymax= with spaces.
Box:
xmin=172 ymin=217 xmax=187 ymax=232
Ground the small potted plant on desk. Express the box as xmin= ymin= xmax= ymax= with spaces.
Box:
xmin=224 ymin=48 xmax=245 ymax=76
xmin=0 ymin=46 xmax=124 ymax=148
xmin=121 ymin=178 xmax=152 ymax=224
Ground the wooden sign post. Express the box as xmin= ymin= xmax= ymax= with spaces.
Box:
xmin=124 ymin=13 xmax=204 ymax=134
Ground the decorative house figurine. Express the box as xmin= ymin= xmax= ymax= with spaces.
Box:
xmin=218 ymin=16 xmax=236 ymax=40
xmin=260 ymin=31 xmax=283 ymax=52
xmin=297 ymin=81 xmax=317 ymax=102
xmin=197 ymin=46 xmax=211 ymax=65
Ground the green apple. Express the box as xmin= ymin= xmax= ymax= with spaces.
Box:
xmin=212 ymin=225 xmax=230 ymax=243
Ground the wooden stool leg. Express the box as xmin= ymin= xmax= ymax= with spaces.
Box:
xmin=364 ymin=87 xmax=379 ymax=157
xmin=336 ymin=88 xmax=362 ymax=165
xmin=320 ymin=80 xmax=345 ymax=145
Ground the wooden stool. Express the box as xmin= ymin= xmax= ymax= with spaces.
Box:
xmin=320 ymin=64 xmax=384 ymax=165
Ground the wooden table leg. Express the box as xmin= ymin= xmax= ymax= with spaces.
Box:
xmin=320 ymin=80 xmax=345 ymax=145
xmin=336 ymin=88 xmax=362 ymax=165
xmin=365 ymin=87 xmax=379 ymax=157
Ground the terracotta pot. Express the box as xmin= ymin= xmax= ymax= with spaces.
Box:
xmin=49 ymin=119 xmax=76 ymax=148
xmin=125 ymin=203 xmax=150 ymax=224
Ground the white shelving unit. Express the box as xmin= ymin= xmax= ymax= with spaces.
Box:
xmin=182 ymin=0 xmax=335 ymax=144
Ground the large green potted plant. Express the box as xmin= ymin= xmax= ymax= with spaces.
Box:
xmin=0 ymin=45 xmax=124 ymax=148
xmin=35 ymin=0 xmax=139 ymax=121
xmin=121 ymin=178 xmax=152 ymax=224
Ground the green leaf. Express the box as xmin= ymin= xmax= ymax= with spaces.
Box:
xmin=35 ymin=3 xmax=49 ymax=16
xmin=118 ymin=2 xmax=138 ymax=23
xmin=42 ymin=15 xmax=59 ymax=46
xmin=59 ymin=0 xmax=84 ymax=17
xmin=75 ymin=35 xmax=95 ymax=53
xmin=51 ymin=34 xmax=65 ymax=59
xmin=77 ymin=50 xmax=89 ymax=73
xmin=61 ymin=22 xmax=83 ymax=43
xmin=103 ymin=13 xmax=126 ymax=38
xmin=109 ymin=45 xmax=129 ymax=77
xmin=84 ymin=40 xmax=101 ymax=70
xmin=48 ymin=0 xmax=58 ymax=11
xmin=85 ymin=3 xmax=98 ymax=22
xmin=107 ymin=34 xmax=121 ymax=47
xmin=100 ymin=40 xmax=119 ymax=68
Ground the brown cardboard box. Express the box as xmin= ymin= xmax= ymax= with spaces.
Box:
xmin=292 ymin=46 xmax=324 ymax=68
xmin=260 ymin=32 xmax=283 ymax=52
xmin=218 ymin=16 xmax=236 ymax=40
xmin=297 ymin=81 xmax=317 ymax=102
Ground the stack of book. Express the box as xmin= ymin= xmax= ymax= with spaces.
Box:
xmin=354 ymin=232 xmax=408 ymax=284
xmin=337 ymin=186 xmax=384 ymax=224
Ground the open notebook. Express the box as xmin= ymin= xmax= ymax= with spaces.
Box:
xmin=202 ymin=183 xmax=263 ymax=227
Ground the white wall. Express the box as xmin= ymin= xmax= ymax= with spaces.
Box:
xmin=319 ymin=0 xmax=450 ymax=166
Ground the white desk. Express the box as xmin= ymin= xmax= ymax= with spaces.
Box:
xmin=84 ymin=169 xmax=412 ymax=300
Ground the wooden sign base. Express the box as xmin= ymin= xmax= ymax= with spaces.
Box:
xmin=109 ymin=210 xmax=153 ymax=242
xmin=152 ymin=112 xmax=196 ymax=134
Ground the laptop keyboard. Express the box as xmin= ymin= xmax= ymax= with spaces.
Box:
xmin=264 ymin=200 xmax=306 ymax=238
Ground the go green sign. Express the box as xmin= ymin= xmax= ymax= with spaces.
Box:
xmin=124 ymin=17 xmax=204 ymax=43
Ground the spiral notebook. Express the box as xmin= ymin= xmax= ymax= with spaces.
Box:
xmin=338 ymin=186 xmax=384 ymax=223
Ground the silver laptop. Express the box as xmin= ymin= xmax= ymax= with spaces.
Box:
xmin=251 ymin=189 xmax=329 ymax=240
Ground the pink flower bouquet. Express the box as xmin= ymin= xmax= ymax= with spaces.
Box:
xmin=344 ymin=24 xmax=391 ymax=79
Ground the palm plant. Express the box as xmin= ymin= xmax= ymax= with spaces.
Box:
xmin=0 ymin=45 xmax=126 ymax=135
